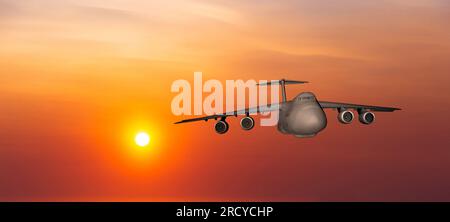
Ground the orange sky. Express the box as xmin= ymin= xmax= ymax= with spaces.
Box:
xmin=1 ymin=0 xmax=450 ymax=201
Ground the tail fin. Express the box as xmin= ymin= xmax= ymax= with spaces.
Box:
xmin=257 ymin=79 xmax=308 ymax=102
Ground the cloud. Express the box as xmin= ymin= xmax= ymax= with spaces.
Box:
xmin=0 ymin=0 xmax=21 ymax=18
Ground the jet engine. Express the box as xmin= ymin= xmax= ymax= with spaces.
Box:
xmin=359 ymin=111 xmax=375 ymax=125
xmin=240 ymin=116 xmax=255 ymax=130
xmin=337 ymin=110 xmax=354 ymax=124
xmin=215 ymin=120 xmax=229 ymax=134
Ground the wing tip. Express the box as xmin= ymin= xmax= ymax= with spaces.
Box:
xmin=380 ymin=107 xmax=401 ymax=112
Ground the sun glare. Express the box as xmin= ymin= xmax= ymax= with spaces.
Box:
xmin=135 ymin=132 xmax=150 ymax=147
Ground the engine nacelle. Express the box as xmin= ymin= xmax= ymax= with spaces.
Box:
xmin=240 ymin=116 xmax=255 ymax=130
xmin=359 ymin=111 xmax=375 ymax=125
xmin=215 ymin=120 xmax=229 ymax=134
xmin=337 ymin=110 xmax=354 ymax=124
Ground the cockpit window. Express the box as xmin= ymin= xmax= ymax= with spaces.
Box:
xmin=297 ymin=96 xmax=313 ymax=101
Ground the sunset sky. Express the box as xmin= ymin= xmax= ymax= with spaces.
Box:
xmin=1 ymin=0 xmax=450 ymax=201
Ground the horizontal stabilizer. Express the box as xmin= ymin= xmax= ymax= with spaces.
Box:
xmin=257 ymin=79 xmax=309 ymax=86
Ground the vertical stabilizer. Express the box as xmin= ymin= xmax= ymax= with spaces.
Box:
xmin=257 ymin=79 xmax=308 ymax=102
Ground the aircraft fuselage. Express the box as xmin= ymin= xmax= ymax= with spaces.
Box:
xmin=277 ymin=92 xmax=327 ymax=137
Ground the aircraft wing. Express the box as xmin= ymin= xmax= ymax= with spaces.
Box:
xmin=318 ymin=101 xmax=401 ymax=112
xmin=174 ymin=103 xmax=281 ymax=124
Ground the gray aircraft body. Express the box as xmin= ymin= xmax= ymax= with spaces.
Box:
xmin=175 ymin=79 xmax=400 ymax=137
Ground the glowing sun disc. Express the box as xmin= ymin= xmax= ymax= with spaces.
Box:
xmin=135 ymin=132 xmax=150 ymax=147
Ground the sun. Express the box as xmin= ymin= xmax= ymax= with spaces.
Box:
xmin=135 ymin=132 xmax=150 ymax=147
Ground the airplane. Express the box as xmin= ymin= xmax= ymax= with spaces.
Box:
xmin=174 ymin=79 xmax=401 ymax=137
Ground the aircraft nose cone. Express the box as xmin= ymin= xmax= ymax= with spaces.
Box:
xmin=288 ymin=104 xmax=327 ymax=137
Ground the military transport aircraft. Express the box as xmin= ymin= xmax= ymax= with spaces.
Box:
xmin=174 ymin=79 xmax=401 ymax=138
